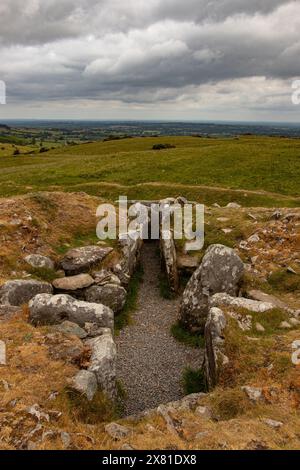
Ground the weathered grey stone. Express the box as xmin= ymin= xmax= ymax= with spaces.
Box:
xmin=53 ymin=274 xmax=94 ymax=291
xmin=85 ymin=284 xmax=127 ymax=313
xmin=86 ymin=331 xmax=117 ymax=399
xmin=93 ymin=269 xmax=121 ymax=286
xmin=0 ymin=340 xmax=6 ymax=366
xmin=25 ymin=254 xmax=55 ymax=270
xmin=0 ymin=280 xmax=53 ymax=307
xmin=242 ymin=386 xmax=263 ymax=402
xmin=211 ymin=293 xmax=274 ymax=313
xmin=119 ymin=232 xmax=143 ymax=277
xmin=60 ymin=246 xmax=113 ymax=275
xmin=204 ymin=307 xmax=227 ymax=389
xmin=247 ymin=290 xmax=287 ymax=310
xmin=29 ymin=294 xmax=114 ymax=330
xmin=105 ymin=423 xmax=131 ymax=440
xmin=160 ymin=230 xmax=179 ymax=293
xmin=177 ymin=255 xmax=200 ymax=273
xmin=70 ymin=370 xmax=97 ymax=401
xmin=112 ymin=264 xmax=131 ymax=288
xmin=180 ymin=244 xmax=244 ymax=332
xmin=54 ymin=321 xmax=88 ymax=339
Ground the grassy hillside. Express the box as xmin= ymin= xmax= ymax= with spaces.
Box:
xmin=0 ymin=136 xmax=299 ymax=206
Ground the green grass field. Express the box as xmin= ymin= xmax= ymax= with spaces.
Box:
xmin=0 ymin=135 xmax=299 ymax=206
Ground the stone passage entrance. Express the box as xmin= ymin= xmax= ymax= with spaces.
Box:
xmin=116 ymin=242 xmax=203 ymax=416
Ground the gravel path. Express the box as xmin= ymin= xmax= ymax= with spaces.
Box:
xmin=116 ymin=242 xmax=203 ymax=416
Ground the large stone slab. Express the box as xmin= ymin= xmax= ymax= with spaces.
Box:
xmin=85 ymin=284 xmax=127 ymax=314
xmin=53 ymin=274 xmax=94 ymax=291
xmin=180 ymin=244 xmax=244 ymax=332
xmin=210 ymin=293 xmax=274 ymax=313
xmin=204 ymin=307 xmax=228 ymax=389
xmin=160 ymin=230 xmax=179 ymax=294
xmin=86 ymin=331 xmax=117 ymax=399
xmin=60 ymin=246 xmax=113 ymax=275
xmin=0 ymin=280 xmax=53 ymax=307
xmin=29 ymin=294 xmax=114 ymax=330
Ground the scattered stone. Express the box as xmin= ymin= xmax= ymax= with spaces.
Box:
xmin=105 ymin=423 xmax=131 ymax=440
xmin=195 ymin=406 xmax=212 ymax=419
xmin=255 ymin=322 xmax=265 ymax=333
xmin=262 ymin=418 xmax=283 ymax=429
xmin=280 ymin=321 xmax=292 ymax=329
xmin=0 ymin=379 xmax=11 ymax=391
xmin=211 ymin=293 xmax=274 ymax=313
xmin=248 ymin=213 xmax=257 ymax=221
xmin=247 ymin=233 xmax=260 ymax=243
xmin=213 ymin=203 xmax=221 ymax=208
xmin=222 ymin=228 xmax=232 ymax=234
xmin=217 ymin=217 xmax=230 ymax=222
xmin=242 ymin=386 xmax=263 ymax=402
xmin=27 ymin=404 xmax=50 ymax=422
xmin=0 ymin=280 xmax=53 ymax=306
xmin=70 ymin=370 xmax=97 ymax=401
xmin=86 ymin=330 xmax=117 ymax=399
xmin=53 ymin=274 xmax=94 ymax=291
xmin=60 ymin=245 xmax=113 ymax=276
xmin=0 ymin=340 xmax=6 ymax=366
xmin=287 ymin=266 xmax=297 ymax=275
xmin=226 ymin=203 xmax=241 ymax=209
xmin=93 ymin=269 xmax=121 ymax=286
xmin=25 ymin=254 xmax=54 ymax=270
xmin=54 ymin=321 xmax=88 ymax=339
xmin=180 ymin=244 xmax=244 ymax=332
xmin=60 ymin=431 xmax=71 ymax=448
xmin=29 ymin=294 xmax=114 ymax=330
xmin=228 ymin=311 xmax=252 ymax=331
xmin=195 ymin=431 xmax=209 ymax=439
xmin=122 ymin=444 xmax=135 ymax=450
xmin=85 ymin=284 xmax=127 ymax=314
xmin=271 ymin=211 xmax=282 ymax=220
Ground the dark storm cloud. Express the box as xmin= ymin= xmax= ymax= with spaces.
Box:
xmin=0 ymin=0 xmax=299 ymax=116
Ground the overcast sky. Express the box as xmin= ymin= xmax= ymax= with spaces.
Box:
xmin=0 ymin=0 xmax=300 ymax=121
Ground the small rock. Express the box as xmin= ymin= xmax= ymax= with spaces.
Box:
xmin=280 ymin=321 xmax=292 ymax=329
xmin=70 ymin=370 xmax=97 ymax=402
xmin=242 ymin=386 xmax=263 ymax=402
xmin=60 ymin=246 xmax=113 ymax=276
xmin=217 ymin=217 xmax=230 ymax=222
xmin=61 ymin=431 xmax=71 ymax=448
xmin=122 ymin=444 xmax=134 ymax=450
xmin=226 ymin=203 xmax=241 ymax=209
xmin=0 ymin=340 xmax=6 ymax=366
xmin=222 ymin=228 xmax=233 ymax=234
xmin=53 ymin=274 xmax=94 ymax=291
xmin=195 ymin=406 xmax=212 ymax=419
xmin=27 ymin=404 xmax=50 ymax=422
xmin=287 ymin=266 xmax=297 ymax=275
xmin=289 ymin=318 xmax=300 ymax=326
xmin=212 ymin=203 xmax=221 ymax=208
xmin=247 ymin=234 xmax=260 ymax=243
xmin=255 ymin=322 xmax=265 ymax=333
xmin=262 ymin=418 xmax=283 ymax=429
xmin=55 ymin=321 xmax=88 ymax=339
xmin=195 ymin=431 xmax=209 ymax=439
xmin=248 ymin=213 xmax=257 ymax=221
xmin=85 ymin=284 xmax=127 ymax=314
xmin=105 ymin=423 xmax=131 ymax=441
xmin=25 ymin=254 xmax=54 ymax=271
xmin=270 ymin=211 xmax=282 ymax=220
xmin=93 ymin=270 xmax=121 ymax=286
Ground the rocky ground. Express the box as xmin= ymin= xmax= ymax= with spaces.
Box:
xmin=116 ymin=242 xmax=202 ymax=416
xmin=0 ymin=192 xmax=299 ymax=450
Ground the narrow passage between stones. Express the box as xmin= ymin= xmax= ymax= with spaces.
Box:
xmin=116 ymin=242 xmax=203 ymax=416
